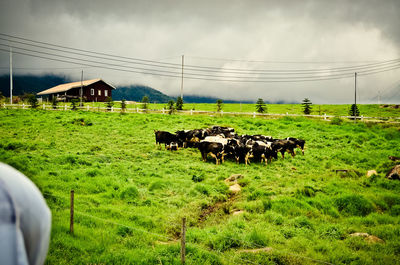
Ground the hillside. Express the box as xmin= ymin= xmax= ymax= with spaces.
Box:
xmin=113 ymin=85 xmax=173 ymax=103
xmin=0 ymin=74 xmax=70 ymax=97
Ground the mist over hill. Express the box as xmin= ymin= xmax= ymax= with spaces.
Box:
xmin=0 ymin=74 xmax=296 ymax=103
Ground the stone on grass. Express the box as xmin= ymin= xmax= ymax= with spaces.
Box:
xmin=350 ymin=232 xmax=384 ymax=243
xmin=229 ymin=183 xmax=241 ymax=193
xmin=225 ymin=174 xmax=243 ymax=183
xmin=366 ymin=170 xmax=378 ymax=177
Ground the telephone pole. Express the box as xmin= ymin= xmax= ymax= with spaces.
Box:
xmin=80 ymin=70 xmax=83 ymax=106
xmin=9 ymin=47 xmax=13 ymax=104
xmin=180 ymin=55 xmax=184 ymax=100
xmin=354 ymin=72 xmax=357 ymax=122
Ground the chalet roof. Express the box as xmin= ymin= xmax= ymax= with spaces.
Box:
xmin=37 ymin=79 xmax=116 ymax=95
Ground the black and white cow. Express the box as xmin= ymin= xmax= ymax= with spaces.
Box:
xmin=272 ymin=139 xmax=297 ymax=159
xmin=198 ymin=141 xmax=225 ymax=165
xmin=154 ymin=130 xmax=179 ymax=149
xmin=286 ymin=137 xmax=306 ymax=155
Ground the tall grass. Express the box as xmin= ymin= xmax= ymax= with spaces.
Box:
xmin=0 ymin=109 xmax=399 ymax=264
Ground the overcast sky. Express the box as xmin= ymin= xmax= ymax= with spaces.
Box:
xmin=0 ymin=0 xmax=399 ymax=103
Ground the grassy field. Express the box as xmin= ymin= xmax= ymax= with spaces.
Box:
xmin=0 ymin=108 xmax=400 ymax=264
xmin=19 ymin=99 xmax=400 ymax=118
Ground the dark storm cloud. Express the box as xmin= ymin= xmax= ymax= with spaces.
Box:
xmin=0 ymin=0 xmax=399 ymax=103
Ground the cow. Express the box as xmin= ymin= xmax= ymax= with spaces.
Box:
xmin=154 ymin=130 xmax=179 ymax=149
xmin=250 ymin=141 xmax=277 ymax=165
xmin=272 ymin=139 xmax=297 ymax=159
xmin=231 ymin=143 xmax=252 ymax=165
xmin=286 ymin=137 xmax=306 ymax=155
xmin=166 ymin=142 xmax=179 ymax=151
xmin=210 ymin=126 xmax=236 ymax=138
xmin=198 ymin=141 xmax=225 ymax=165
xmin=202 ymin=136 xmax=229 ymax=145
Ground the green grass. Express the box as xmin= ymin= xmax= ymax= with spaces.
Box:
xmin=17 ymin=99 xmax=400 ymax=118
xmin=0 ymin=108 xmax=400 ymax=264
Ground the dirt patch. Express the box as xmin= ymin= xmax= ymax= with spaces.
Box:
xmin=155 ymin=240 xmax=179 ymax=245
xmin=237 ymin=247 xmax=273 ymax=253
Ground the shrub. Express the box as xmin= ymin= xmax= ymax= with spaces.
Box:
xmin=120 ymin=186 xmax=140 ymax=200
xmin=245 ymin=229 xmax=269 ymax=248
xmin=192 ymin=174 xmax=204 ymax=182
xmin=295 ymin=185 xmax=316 ymax=197
xmin=331 ymin=116 xmax=343 ymax=125
xmin=335 ymin=194 xmax=375 ymax=216
xmin=194 ymin=184 xmax=210 ymax=195
xmin=70 ymin=99 xmax=79 ymax=110
xmin=117 ymin=226 xmax=133 ymax=237
xmin=293 ymin=216 xmax=313 ymax=229
xmin=210 ymin=230 xmax=243 ymax=251
xmin=148 ymin=181 xmax=166 ymax=191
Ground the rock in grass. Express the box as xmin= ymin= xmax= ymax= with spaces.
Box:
xmin=386 ymin=165 xmax=400 ymax=180
xmin=229 ymin=183 xmax=241 ymax=193
xmin=366 ymin=170 xmax=378 ymax=177
xmin=350 ymin=232 xmax=384 ymax=243
xmin=225 ymin=174 xmax=243 ymax=183
xmin=232 ymin=210 xmax=245 ymax=215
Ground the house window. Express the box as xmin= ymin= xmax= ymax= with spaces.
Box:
xmin=104 ymin=90 xmax=108 ymax=97
xmin=98 ymin=90 xmax=101 ymax=96
xmin=90 ymin=88 xmax=94 ymax=96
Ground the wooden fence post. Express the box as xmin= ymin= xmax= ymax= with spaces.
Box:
xmin=181 ymin=217 xmax=186 ymax=264
xmin=70 ymin=190 xmax=74 ymax=234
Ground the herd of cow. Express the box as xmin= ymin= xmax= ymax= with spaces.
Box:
xmin=154 ymin=126 xmax=306 ymax=165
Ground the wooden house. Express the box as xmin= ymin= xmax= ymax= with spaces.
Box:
xmin=37 ymin=79 xmax=116 ymax=102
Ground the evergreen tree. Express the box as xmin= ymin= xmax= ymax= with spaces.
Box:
xmin=167 ymin=100 xmax=175 ymax=114
xmin=105 ymin=97 xmax=114 ymax=111
xmin=121 ymin=99 xmax=127 ymax=113
xmin=176 ymin=96 xmax=183 ymax=110
xmin=348 ymin=104 xmax=360 ymax=118
xmin=302 ymin=98 xmax=312 ymax=115
xmin=255 ymin=98 xmax=267 ymax=113
xmin=216 ymin=99 xmax=223 ymax=112
xmin=141 ymin=96 xmax=149 ymax=110
xmin=70 ymin=99 xmax=79 ymax=110
xmin=26 ymin=94 xmax=38 ymax=109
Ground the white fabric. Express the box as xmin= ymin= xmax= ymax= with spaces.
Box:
xmin=0 ymin=163 xmax=51 ymax=265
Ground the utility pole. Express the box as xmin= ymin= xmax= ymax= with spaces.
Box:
xmin=80 ymin=70 xmax=83 ymax=106
xmin=9 ymin=47 xmax=13 ymax=104
xmin=354 ymin=72 xmax=357 ymax=123
xmin=180 ymin=55 xmax=184 ymax=100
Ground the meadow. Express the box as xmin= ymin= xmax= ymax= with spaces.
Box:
xmin=0 ymin=108 xmax=400 ymax=264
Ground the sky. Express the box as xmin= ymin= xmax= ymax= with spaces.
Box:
xmin=0 ymin=0 xmax=399 ymax=103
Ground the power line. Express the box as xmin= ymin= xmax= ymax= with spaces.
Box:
xmin=1 ymin=33 xmax=400 ymax=74
xmin=187 ymin=55 xmax=386 ymax=64
xmin=2 ymin=42 xmax=399 ymax=80
xmin=2 ymin=47 xmax=399 ymax=83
